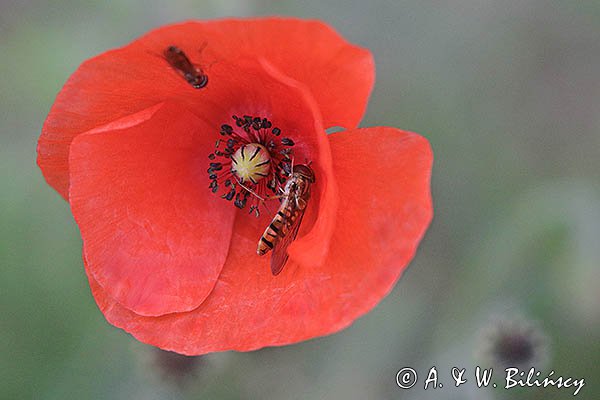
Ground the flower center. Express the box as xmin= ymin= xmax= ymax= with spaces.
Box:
xmin=230 ymin=143 xmax=271 ymax=184
xmin=207 ymin=115 xmax=296 ymax=216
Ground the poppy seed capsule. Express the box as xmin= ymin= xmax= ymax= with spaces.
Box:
xmin=230 ymin=143 xmax=271 ymax=184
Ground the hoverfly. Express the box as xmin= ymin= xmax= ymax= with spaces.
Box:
xmin=163 ymin=45 xmax=208 ymax=89
xmin=257 ymin=164 xmax=315 ymax=275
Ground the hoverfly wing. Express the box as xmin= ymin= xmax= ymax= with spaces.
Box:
xmin=163 ymin=45 xmax=208 ymax=89
xmin=270 ymin=208 xmax=306 ymax=275
xmin=163 ymin=45 xmax=193 ymax=71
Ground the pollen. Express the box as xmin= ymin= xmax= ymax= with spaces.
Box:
xmin=231 ymin=143 xmax=271 ymax=184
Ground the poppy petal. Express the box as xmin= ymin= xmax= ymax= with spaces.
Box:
xmin=135 ymin=18 xmax=375 ymax=130
xmin=38 ymin=18 xmax=373 ymax=199
xmin=38 ymin=44 xmax=207 ymax=200
xmin=69 ymin=102 xmax=236 ymax=316
xmin=84 ymin=127 xmax=432 ymax=355
xmin=255 ymin=59 xmax=338 ymax=270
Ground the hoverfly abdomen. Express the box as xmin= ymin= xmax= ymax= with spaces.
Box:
xmin=256 ymin=164 xmax=315 ymax=275
xmin=257 ymin=208 xmax=291 ymax=255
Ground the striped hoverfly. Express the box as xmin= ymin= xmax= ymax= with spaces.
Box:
xmin=257 ymin=164 xmax=315 ymax=275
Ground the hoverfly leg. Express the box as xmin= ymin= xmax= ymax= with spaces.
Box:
xmin=295 ymin=197 xmax=307 ymax=209
xmin=236 ymin=178 xmax=285 ymax=201
xmin=236 ymin=178 xmax=266 ymax=201
xmin=262 ymin=200 xmax=275 ymax=216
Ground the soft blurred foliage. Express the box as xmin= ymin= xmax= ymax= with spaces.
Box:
xmin=1 ymin=1 xmax=599 ymax=399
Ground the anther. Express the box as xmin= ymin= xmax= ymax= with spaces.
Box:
xmin=279 ymin=161 xmax=291 ymax=175
xmin=233 ymin=115 xmax=244 ymax=127
xmin=209 ymin=162 xmax=223 ymax=171
xmin=249 ymin=205 xmax=260 ymax=217
xmin=221 ymin=124 xmax=233 ymax=135
xmin=280 ymin=148 xmax=291 ymax=160
xmin=222 ymin=188 xmax=235 ymax=201
xmin=234 ymin=192 xmax=249 ymax=209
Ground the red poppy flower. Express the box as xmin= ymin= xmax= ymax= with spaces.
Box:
xmin=38 ymin=17 xmax=433 ymax=355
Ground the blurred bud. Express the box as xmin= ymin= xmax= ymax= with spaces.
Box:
xmin=151 ymin=349 xmax=203 ymax=383
xmin=477 ymin=315 xmax=549 ymax=370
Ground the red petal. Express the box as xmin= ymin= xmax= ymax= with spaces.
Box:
xmin=69 ymin=102 xmax=236 ymax=316
xmin=85 ymin=127 xmax=432 ymax=355
xmin=256 ymin=59 xmax=338 ymax=270
xmin=132 ymin=18 xmax=373 ymax=129
xmin=38 ymin=44 xmax=203 ymax=199
xmin=38 ymin=18 xmax=373 ymax=199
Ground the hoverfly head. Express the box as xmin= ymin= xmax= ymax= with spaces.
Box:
xmin=293 ymin=164 xmax=315 ymax=183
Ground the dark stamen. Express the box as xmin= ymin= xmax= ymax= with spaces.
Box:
xmin=221 ymin=188 xmax=235 ymax=201
xmin=279 ymin=161 xmax=291 ymax=175
xmin=221 ymin=124 xmax=233 ymax=134
xmin=249 ymin=205 xmax=260 ymax=217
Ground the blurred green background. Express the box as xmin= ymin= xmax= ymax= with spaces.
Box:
xmin=2 ymin=1 xmax=599 ymax=399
